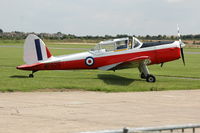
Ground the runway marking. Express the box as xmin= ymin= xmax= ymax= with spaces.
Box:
xmin=185 ymin=52 xmax=200 ymax=54
xmin=158 ymin=75 xmax=200 ymax=80
xmin=0 ymin=45 xmax=89 ymax=50
xmin=1 ymin=45 xmax=200 ymax=54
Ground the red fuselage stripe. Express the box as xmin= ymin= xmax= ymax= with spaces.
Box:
xmin=17 ymin=47 xmax=181 ymax=71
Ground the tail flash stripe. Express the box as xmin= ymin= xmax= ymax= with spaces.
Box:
xmin=35 ymin=39 xmax=43 ymax=61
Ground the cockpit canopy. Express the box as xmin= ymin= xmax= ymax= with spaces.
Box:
xmin=90 ymin=37 xmax=142 ymax=52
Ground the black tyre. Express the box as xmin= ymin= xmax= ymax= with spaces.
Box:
xmin=140 ymin=73 xmax=146 ymax=79
xmin=29 ymin=74 xmax=34 ymax=78
xmin=146 ymin=75 xmax=156 ymax=82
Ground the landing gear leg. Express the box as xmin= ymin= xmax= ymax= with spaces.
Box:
xmin=29 ymin=70 xmax=37 ymax=78
xmin=138 ymin=63 xmax=156 ymax=83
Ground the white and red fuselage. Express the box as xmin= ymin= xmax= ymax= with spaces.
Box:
xmin=17 ymin=39 xmax=180 ymax=70
xmin=16 ymin=35 xmax=184 ymax=82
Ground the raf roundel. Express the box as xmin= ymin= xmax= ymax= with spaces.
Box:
xmin=85 ymin=57 xmax=95 ymax=66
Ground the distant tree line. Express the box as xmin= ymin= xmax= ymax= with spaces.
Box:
xmin=0 ymin=29 xmax=200 ymax=43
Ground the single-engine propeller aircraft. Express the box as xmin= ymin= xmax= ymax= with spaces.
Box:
xmin=17 ymin=28 xmax=185 ymax=82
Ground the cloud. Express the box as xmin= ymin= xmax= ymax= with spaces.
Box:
xmin=0 ymin=0 xmax=199 ymax=35
xmin=166 ymin=0 xmax=186 ymax=3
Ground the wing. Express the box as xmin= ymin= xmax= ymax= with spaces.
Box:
xmin=98 ymin=56 xmax=151 ymax=71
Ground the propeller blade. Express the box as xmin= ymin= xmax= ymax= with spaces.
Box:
xmin=180 ymin=47 xmax=185 ymax=66
xmin=177 ymin=24 xmax=181 ymax=38
xmin=177 ymin=24 xmax=186 ymax=66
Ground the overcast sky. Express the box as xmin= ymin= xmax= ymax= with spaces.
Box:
xmin=0 ymin=0 xmax=199 ymax=36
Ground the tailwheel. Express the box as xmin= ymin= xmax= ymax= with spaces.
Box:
xmin=146 ymin=74 xmax=156 ymax=83
xmin=140 ymin=73 xmax=146 ymax=79
xmin=28 ymin=70 xmax=37 ymax=78
xmin=29 ymin=74 xmax=34 ymax=78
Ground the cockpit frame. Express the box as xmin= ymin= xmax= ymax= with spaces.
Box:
xmin=90 ymin=37 xmax=143 ymax=53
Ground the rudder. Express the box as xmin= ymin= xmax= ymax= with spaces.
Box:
xmin=24 ymin=34 xmax=52 ymax=65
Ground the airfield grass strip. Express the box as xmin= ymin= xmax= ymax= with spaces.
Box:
xmin=0 ymin=42 xmax=200 ymax=92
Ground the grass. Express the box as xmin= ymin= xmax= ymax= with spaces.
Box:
xmin=0 ymin=41 xmax=200 ymax=92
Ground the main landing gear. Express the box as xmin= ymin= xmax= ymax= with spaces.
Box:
xmin=28 ymin=70 xmax=38 ymax=78
xmin=138 ymin=63 xmax=156 ymax=83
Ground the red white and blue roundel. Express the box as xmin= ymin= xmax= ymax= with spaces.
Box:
xmin=85 ymin=57 xmax=95 ymax=66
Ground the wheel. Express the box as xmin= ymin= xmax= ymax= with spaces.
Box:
xmin=140 ymin=73 xmax=146 ymax=79
xmin=29 ymin=74 xmax=34 ymax=78
xmin=146 ymin=74 xmax=156 ymax=83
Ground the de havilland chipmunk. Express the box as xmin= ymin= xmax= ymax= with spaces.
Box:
xmin=17 ymin=27 xmax=185 ymax=82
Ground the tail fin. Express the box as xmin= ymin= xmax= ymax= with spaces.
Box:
xmin=24 ymin=34 xmax=53 ymax=65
